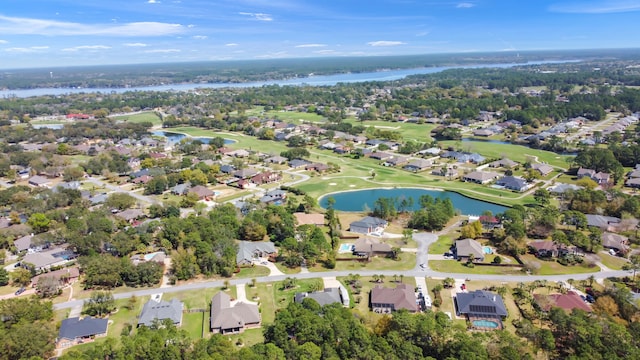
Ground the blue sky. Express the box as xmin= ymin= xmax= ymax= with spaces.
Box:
xmin=0 ymin=0 xmax=639 ymax=69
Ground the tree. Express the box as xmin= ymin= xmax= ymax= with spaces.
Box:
xmin=623 ymin=254 xmax=640 ymax=282
xmin=533 ymin=188 xmax=550 ymax=206
xmin=171 ymin=247 xmax=199 ymax=281
xmin=104 ymin=193 xmax=137 ymax=211
xmin=11 ymin=268 xmax=32 ymax=287
xmin=36 ymin=276 xmax=61 ymax=298
xmin=0 ymin=268 xmax=8 ymax=286
xmin=27 ymin=213 xmax=51 ymax=233
xmin=83 ymin=291 xmax=116 ymax=317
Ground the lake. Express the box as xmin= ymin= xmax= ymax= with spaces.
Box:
xmin=151 ymin=131 xmax=235 ymax=145
xmin=319 ymin=188 xmax=507 ymax=216
xmin=461 ymin=138 xmax=511 ymax=145
xmin=0 ymin=60 xmax=579 ymax=98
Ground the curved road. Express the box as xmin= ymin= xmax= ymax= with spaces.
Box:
xmin=53 ymin=231 xmax=633 ymax=310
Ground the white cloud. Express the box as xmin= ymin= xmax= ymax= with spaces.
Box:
xmin=193 ymin=35 xmax=208 ymax=40
xmin=5 ymin=46 xmax=49 ymax=53
xmin=0 ymin=15 xmax=184 ymax=36
xmin=456 ymin=2 xmax=475 ymax=8
xmin=123 ymin=42 xmax=148 ymax=47
xmin=62 ymin=45 xmax=111 ymax=52
xmin=225 ymin=43 xmax=239 ymax=46
xmin=144 ymin=49 xmax=181 ymax=53
xmin=255 ymin=51 xmax=288 ymax=59
xmin=549 ymin=1 xmax=640 ymax=13
xmin=239 ymin=12 xmax=273 ymax=21
xmin=415 ymin=31 xmax=430 ymax=37
xmin=295 ymin=43 xmax=327 ymax=48
xmin=367 ymin=41 xmax=406 ymax=47
xmin=0 ymin=39 xmax=7 ymax=44
xmin=313 ymin=49 xmax=336 ymax=54
xmin=148 ymin=0 xmax=160 ymax=3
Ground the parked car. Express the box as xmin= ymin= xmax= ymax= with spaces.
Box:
xmin=14 ymin=287 xmax=25 ymax=296
xmin=460 ymin=283 xmax=466 ymax=291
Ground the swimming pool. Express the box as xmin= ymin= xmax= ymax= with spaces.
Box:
xmin=472 ymin=319 xmax=500 ymax=328
xmin=483 ymin=246 xmax=492 ymax=254
xmin=339 ymin=243 xmax=354 ymax=253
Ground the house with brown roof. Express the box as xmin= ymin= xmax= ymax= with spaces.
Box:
xmin=371 ymin=284 xmax=418 ymax=313
xmin=293 ymin=212 xmax=325 ymax=226
xmin=31 ymin=267 xmax=80 ymax=287
xmin=488 ymin=158 xmax=518 ymax=169
xmin=352 ymin=237 xmax=392 ymax=258
xmin=534 ymin=291 xmax=591 ymax=313
xmin=132 ymin=175 xmax=153 ymax=184
xmin=454 ymin=238 xmax=485 ymax=262
xmin=251 ymin=171 xmax=281 ymax=185
xmin=114 ymin=209 xmax=145 ymax=223
xmin=210 ymin=292 xmax=261 ymax=334
xmin=188 ymin=185 xmax=215 ymax=200
xmin=531 ymin=163 xmax=554 ymax=176
xmin=601 ymin=232 xmax=629 ymax=255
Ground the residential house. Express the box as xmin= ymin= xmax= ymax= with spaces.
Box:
xmin=455 ymin=290 xmax=508 ymax=329
xmin=13 ymin=234 xmax=34 ymax=252
xmin=479 ymin=215 xmax=501 ymax=230
xmin=586 ymin=214 xmax=621 ymax=232
xmin=227 ymin=149 xmax=250 ymax=158
xmin=577 ymin=168 xmax=610 ymax=185
xmin=31 ymin=267 xmax=80 ymax=287
xmin=132 ymin=175 xmax=153 ymax=184
xmin=289 ymin=159 xmax=312 ymax=169
xmin=210 ymin=292 xmax=261 ymax=334
xmin=293 ymin=212 xmax=325 ymax=226
xmin=432 ymin=167 xmax=459 ymax=179
xmin=219 ymin=164 xmax=236 ymax=174
xmin=349 ymin=216 xmax=388 ymax=235
xmin=57 ymin=316 xmax=108 ymax=349
xmin=488 ymin=158 xmax=518 ymax=169
xmin=462 ymin=171 xmax=500 ymax=185
xmin=369 ymin=152 xmax=393 ymax=161
xmin=352 ymin=237 xmax=392 ymax=258
xmin=496 ymin=176 xmax=530 ymax=192
xmin=171 ymin=183 xmax=191 ymax=195
xmin=28 ymin=175 xmax=52 ymax=188
xmin=371 ymin=284 xmax=418 ymax=313
xmin=264 ymin=155 xmax=288 ymax=164
xmin=306 ymin=163 xmax=330 ymax=173
xmin=233 ymin=168 xmax=260 ymax=179
xmin=528 ymin=240 xmax=569 ymax=258
xmin=260 ymin=189 xmax=287 ymax=204
xmin=251 ymin=171 xmax=281 ymax=185
xmin=114 ymin=209 xmax=145 ymax=223
xmin=601 ymin=232 xmax=629 ymax=255
xmin=236 ymin=241 xmax=276 ymax=266
xmin=531 ymin=163 xmax=554 ymax=176
xmin=403 ymin=159 xmax=433 ymax=172
xmin=454 ymin=238 xmax=485 ymax=262
xmin=295 ymin=287 xmax=347 ymax=307
xmin=627 ymin=177 xmax=640 ymax=188
xmin=473 ymin=129 xmax=494 ymax=137
xmin=548 ymin=183 xmax=582 ymax=194
xmin=138 ymin=299 xmax=184 ymax=327
xmin=130 ymin=251 xmax=166 ymax=265
xmin=382 ymin=156 xmax=408 ymax=167
xmin=534 ymin=291 xmax=591 ymax=313
xmin=23 ymin=247 xmax=77 ymax=272
xmin=188 ymin=185 xmax=215 ymax=200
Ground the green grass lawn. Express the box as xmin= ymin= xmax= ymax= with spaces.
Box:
xmin=311 ymin=253 xmax=416 ymax=272
xmin=429 ymin=235 xmax=455 ymax=254
xmin=430 ymin=260 xmax=524 ymax=275
xmin=520 ymin=255 xmax=600 ymax=275
xmin=264 ymin=110 xmax=327 ymax=123
xmin=182 ymin=312 xmax=205 ymax=339
xmin=254 ymin=283 xmax=276 ymax=324
xmin=598 ymin=252 xmax=629 ymax=270
xmin=272 ymin=279 xmax=322 ymax=311
xmin=235 ymin=266 xmax=270 ymax=278
xmin=163 ymin=286 xmax=235 ymax=309
xmin=108 ymin=296 xmax=150 ymax=338
xmin=111 ymin=112 xmax=162 ymax=127
xmin=224 ymin=328 xmax=265 ymax=348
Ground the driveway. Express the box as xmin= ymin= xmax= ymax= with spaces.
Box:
xmin=234 ymin=283 xmax=257 ymax=305
xmin=254 ymin=258 xmax=284 ymax=276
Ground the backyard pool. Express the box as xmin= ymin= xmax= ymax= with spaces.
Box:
xmin=339 ymin=243 xmax=354 ymax=253
xmin=483 ymin=246 xmax=493 ymax=254
xmin=472 ymin=319 xmax=500 ymax=329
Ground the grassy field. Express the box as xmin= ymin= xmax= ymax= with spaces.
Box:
xmin=309 ymin=252 xmax=416 ymax=272
xmin=598 ymin=252 xmax=628 ymax=270
xmin=520 ymin=255 xmax=600 ymax=275
xmin=438 ymin=140 xmax=573 ymax=169
xmin=111 ymin=112 xmax=162 ymax=127
xmin=254 ymin=283 xmax=277 ymax=324
xmin=236 ymin=266 xmax=271 ymax=278
xmin=163 ymin=286 xmax=235 ymax=309
xmin=182 ymin=312 xmax=205 ymax=339
xmin=430 ymin=260 xmax=524 ymax=275
xmin=429 ymin=235 xmax=456 ymax=254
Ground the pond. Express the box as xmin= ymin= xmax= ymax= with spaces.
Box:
xmin=319 ymin=188 xmax=507 ymax=216
xmin=461 ymin=138 xmax=511 ymax=145
xmin=151 ymin=130 xmax=235 ymax=145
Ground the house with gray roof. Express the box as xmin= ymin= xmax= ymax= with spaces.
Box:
xmin=13 ymin=234 xmax=34 ymax=252
xmin=352 ymin=237 xmax=392 ymax=257
xmin=236 ymin=241 xmax=276 ymax=265
xmin=371 ymin=284 xmax=418 ymax=313
xmin=488 ymin=158 xmax=518 ymax=169
xmin=586 ymin=214 xmax=621 ymax=231
xmin=454 ymin=238 xmax=485 ymax=262
xmin=496 ymin=176 xmax=530 ymax=192
xmin=548 ymin=183 xmax=582 ymax=194
xmin=455 ymin=290 xmax=507 ymax=329
xmin=462 ymin=171 xmax=500 ymax=185
xmin=295 ymin=287 xmax=346 ymax=307
xmin=403 ymin=159 xmax=433 ymax=172
xmin=23 ymin=247 xmax=77 ymax=271
xmin=349 ymin=216 xmax=388 ymax=235
xmin=601 ymin=232 xmax=629 ymax=255
xmin=171 ymin=183 xmax=191 ymax=195
xmin=114 ymin=209 xmax=145 ymax=222
xmin=531 ymin=163 xmax=554 ymax=176
xmin=57 ymin=316 xmax=108 ymax=349
xmin=210 ymin=292 xmax=261 ymax=334
xmin=138 ymin=299 xmax=184 ymax=327
xmin=28 ymin=175 xmax=52 ymax=188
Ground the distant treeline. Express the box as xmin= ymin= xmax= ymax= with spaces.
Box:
xmin=2 ymin=48 xmax=636 ymax=90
